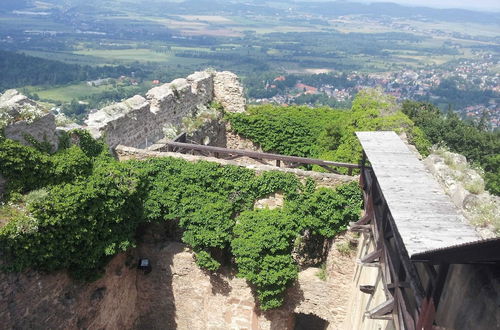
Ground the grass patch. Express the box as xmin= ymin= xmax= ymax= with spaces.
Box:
xmin=315 ymin=263 xmax=327 ymax=281
xmin=336 ymin=240 xmax=356 ymax=256
xmin=25 ymin=82 xmax=152 ymax=103
xmin=470 ymin=202 xmax=499 ymax=233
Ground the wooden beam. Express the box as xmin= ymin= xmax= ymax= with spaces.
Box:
xmin=359 ymin=285 xmax=376 ymax=295
xmin=359 ymin=249 xmax=381 ymax=264
xmin=387 ymin=282 xmax=410 ymax=289
xmin=350 ymin=224 xmax=371 ymax=233
xmin=165 ymin=141 xmax=362 ymax=169
xmin=365 ymin=297 xmax=394 ymax=319
xmin=358 ymin=262 xmax=380 ymax=268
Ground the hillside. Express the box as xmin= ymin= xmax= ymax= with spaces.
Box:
xmin=0 ymin=50 xmax=143 ymax=91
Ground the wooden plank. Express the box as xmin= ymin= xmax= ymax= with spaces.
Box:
xmin=356 ymin=131 xmax=481 ymax=257
xmin=365 ymin=297 xmax=395 ymax=319
xmin=359 ymin=249 xmax=381 ymax=264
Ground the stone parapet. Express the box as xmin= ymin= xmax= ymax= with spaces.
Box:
xmin=115 ymin=145 xmax=356 ymax=188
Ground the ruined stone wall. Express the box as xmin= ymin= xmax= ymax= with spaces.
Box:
xmin=85 ymin=71 xmax=245 ymax=149
xmin=0 ymin=253 xmax=138 ymax=329
xmin=4 ymin=113 xmax=59 ymax=151
xmin=1 ymin=89 xmax=59 ymax=151
xmin=1 ymin=223 xmax=359 ymax=330
xmin=115 ymin=145 xmax=357 ymax=188
xmin=186 ymin=118 xmax=227 ymax=148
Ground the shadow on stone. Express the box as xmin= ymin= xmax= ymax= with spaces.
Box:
xmin=209 ymin=271 xmax=233 ymax=296
xmin=133 ymin=227 xmax=185 ymax=330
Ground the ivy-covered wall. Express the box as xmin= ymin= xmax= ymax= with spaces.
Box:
xmin=0 ymin=131 xmax=362 ymax=310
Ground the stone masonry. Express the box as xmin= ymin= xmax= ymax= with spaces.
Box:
xmin=115 ymin=145 xmax=357 ymax=189
xmin=85 ymin=71 xmax=245 ymax=149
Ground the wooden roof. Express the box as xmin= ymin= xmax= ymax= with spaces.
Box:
xmin=356 ymin=131 xmax=481 ymax=257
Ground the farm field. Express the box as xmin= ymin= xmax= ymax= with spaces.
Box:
xmin=26 ymin=81 xmax=152 ymax=103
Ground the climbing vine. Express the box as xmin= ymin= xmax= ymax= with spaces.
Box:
xmin=0 ymin=133 xmax=362 ymax=310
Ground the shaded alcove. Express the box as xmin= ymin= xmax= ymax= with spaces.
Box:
xmin=293 ymin=313 xmax=329 ymax=330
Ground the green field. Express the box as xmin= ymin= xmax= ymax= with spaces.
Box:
xmin=27 ymin=82 xmax=152 ymax=103
xmin=73 ymin=48 xmax=207 ymax=65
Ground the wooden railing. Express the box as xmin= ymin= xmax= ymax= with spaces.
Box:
xmin=160 ymin=141 xmax=362 ymax=175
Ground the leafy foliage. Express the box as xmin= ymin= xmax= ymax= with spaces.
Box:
xmin=0 ymin=135 xmax=362 ymax=309
xmin=0 ymin=131 xmax=101 ymax=196
xmin=231 ymin=181 xmax=362 ymax=310
xmin=0 ymin=136 xmax=53 ymax=194
xmin=402 ymin=101 xmax=500 ymax=195
xmin=232 ymin=209 xmax=299 ymax=310
xmin=228 ymin=89 xmax=430 ymax=173
xmin=0 ymin=158 xmax=144 ymax=280
xmin=227 ymin=104 xmax=348 ymax=158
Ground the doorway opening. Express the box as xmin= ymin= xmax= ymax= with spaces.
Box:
xmin=293 ymin=313 xmax=329 ymax=330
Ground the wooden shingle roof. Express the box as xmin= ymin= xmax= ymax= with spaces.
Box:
xmin=356 ymin=131 xmax=481 ymax=257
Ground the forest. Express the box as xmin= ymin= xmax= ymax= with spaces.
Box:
xmin=0 ymin=50 xmax=145 ymax=91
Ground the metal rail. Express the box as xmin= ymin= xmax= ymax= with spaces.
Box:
xmin=161 ymin=141 xmax=362 ymax=175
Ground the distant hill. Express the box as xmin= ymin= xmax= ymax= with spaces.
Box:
xmin=0 ymin=50 xmax=143 ymax=91
xmin=293 ymin=1 xmax=500 ymax=24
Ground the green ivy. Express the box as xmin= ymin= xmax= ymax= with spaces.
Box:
xmin=231 ymin=209 xmax=299 ymax=310
xmin=0 ymin=136 xmax=95 ymax=197
xmin=227 ymin=90 xmax=432 ymax=174
xmin=0 ymin=158 xmax=144 ymax=280
xmin=0 ymin=136 xmax=362 ymax=309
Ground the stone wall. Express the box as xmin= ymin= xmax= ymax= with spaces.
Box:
xmin=1 ymin=89 xmax=59 ymax=151
xmin=1 ymin=223 xmax=359 ymax=330
xmin=213 ymin=71 xmax=246 ymax=114
xmin=4 ymin=113 xmax=59 ymax=151
xmin=115 ymin=145 xmax=357 ymax=188
xmin=85 ymin=71 xmax=245 ymax=149
xmin=0 ymin=252 xmax=138 ymax=329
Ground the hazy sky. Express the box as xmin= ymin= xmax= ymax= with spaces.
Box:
xmin=358 ymin=0 xmax=500 ymax=12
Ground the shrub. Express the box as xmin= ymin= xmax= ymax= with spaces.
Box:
xmin=0 ymin=136 xmax=53 ymax=194
xmin=0 ymin=137 xmax=95 ymax=196
xmin=316 ymin=263 xmax=327 ymax=281
xmin=232 ymin=209 xmax=299 ymax=310
xmin=0 ymin=159 xmax=144 ymax=280
xmin=227 ymin=90 xmax=431 ymax=174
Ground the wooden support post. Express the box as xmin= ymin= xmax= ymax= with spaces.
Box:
xmin=365 ymin=297 xmax=394 ymax=319
xmin=359 ymin=285 xmax=376 ymax=295
xmin=359 ymin=249 xmax=381 ymax=264
xmin=417 ymin=263 xmax=450 ymax=330
xmin=351 ymin=224 xmax=372 ymax=233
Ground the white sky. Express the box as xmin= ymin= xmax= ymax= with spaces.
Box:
xmin=358 ymin=0 xmax=500 ymax=12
